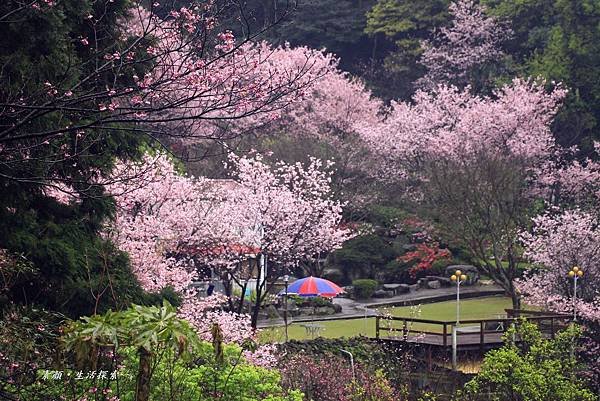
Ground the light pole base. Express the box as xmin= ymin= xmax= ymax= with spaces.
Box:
xmin=452 ymin=326 xmax=457 ymax=371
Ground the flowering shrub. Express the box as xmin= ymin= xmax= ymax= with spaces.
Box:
xmin=399 ymin=243 xmax=451 ymax=277
xmin=279 ymin=353 xmax=401 ymax=401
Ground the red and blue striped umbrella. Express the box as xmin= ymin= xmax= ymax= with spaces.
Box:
xmin=283 ymin=276 xmax=344 ymax=297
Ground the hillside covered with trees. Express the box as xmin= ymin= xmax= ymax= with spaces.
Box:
xmin=1 ymin=1 xmax=599 ymax=400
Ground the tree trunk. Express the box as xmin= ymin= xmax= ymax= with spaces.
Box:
xmin=236 ymin=280 xmax=248 ymax=315
xmin=135 ymin=347 xmax=152 ymax=401
xmin=222 ymin=273 xmax=234 ymax=311
xmin=509 ymin=282 xmax=521 ymax=310
xmin=506 ymin=253 xmax=521 ymax=310
xmin=211 ymin=323 xmax=224 ymax=366
xmin=511 ymin=292 xmax=521 ymax=310
xmin=251 ymin=257 xmax=263 ymax=329
xmin=482 ymin=257 xmax=521 ymax=311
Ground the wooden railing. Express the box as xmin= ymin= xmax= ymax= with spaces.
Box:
xmin=375 ymin=311 xmax=572 ymax=351
xmin=504 ymin=308 xmax=572 ymax=319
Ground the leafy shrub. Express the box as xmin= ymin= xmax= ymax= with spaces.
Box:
xmin=352 ymin=279 xmax=378 ymax=299
xmin=3 ymin=303 xmax=302 ymax=401
xmin=289 ymin=295 xmax=332 ymax=308
xmin=116 ymin=344 xmax=302 ymax=401
xmin=0 ymin=306 xmax=66 ymax=399
xmin=429 ymin=258 xmax=455 ymax=275
xmin=333 ymin=235 xmax=397 ymax=282
xmin=462 ymin=320 xmax=597 ymax=401
xmin=365 ymin=206 xmax=408 ymax=229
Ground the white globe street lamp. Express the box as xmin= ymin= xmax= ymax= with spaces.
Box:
xmin=450 ymin=269 xmax=467 ymax=371
xmin=568 ymin=266 xmax=584 ymax=322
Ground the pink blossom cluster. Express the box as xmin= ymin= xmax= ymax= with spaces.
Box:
xmin=242 ymin=343 xmax=279 ymax=368
xmin=177 ymin=292 xmax=278 ymax=367
xmin=418 ymin=0 xmax=512 ymax=88
xmin=121 ymin=6 xmax=337 ymax=146
xmin=227 ymin=152 xmax=353 ymax=264
xmin=361 ymin=79 xmax=566 ymax=174
xmin=518 ymin=210 xmax=600 ymax=321
xmin=282 ymin=61 xmax=383 ymax=142
xmin=31 ymin=0 xmax=55 ymax=10
xmin=105 ymin=151 xmax=350 ymax=365
xmin=170 ymin=42 xmax=358 ymax=148
xmin=105 ymin=153 xmax=249 ymax=292
xmin=178 ymin=294 xmax=254 ymax=343
xmin=535 ymin=142 xmax=600 ymax=204
xmin=5 ymin=2 xmax=336 ymax=183
xmin=106 ymin=151 xmax=350 ymax=291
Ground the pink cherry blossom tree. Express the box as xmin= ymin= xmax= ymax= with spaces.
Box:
xmin=536 ymin=141 xmax=600 ymax=207
xmin=517 ymin=141 xmax=600 ymax=320
xmin=510 ymin=141 xmax=600 ymax=390
xmin=359 ymin=79 xmax=567 ymax=308
xmin=417 ymin=0 xmax=511 ymax=90
xmin=0 ymin=0 xmax=325 ymax=197
xmin=277 ymin=60 xmax=390 ymax=213
xmin=214 ymin=49 xmax=388 ymax=213
xmin=225 ymin=152 xmax=353 ymax=327
xmin=106 ymin=150 xmax=351 ymax=329
xmin=518 ymin=210 xmax=600 ymax=321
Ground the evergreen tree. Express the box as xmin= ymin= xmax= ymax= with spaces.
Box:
xmin=365 ymin=0 xmax=449 ymax=100
xmin=0 ymin=0 xmax=151 ymax=317
xmin=485 ymin=0 xmax=600 ymax=152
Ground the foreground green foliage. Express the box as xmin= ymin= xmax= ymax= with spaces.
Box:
xmin=463 ymin=320 xmax=597 ymax=401
xmin=352 ymin=279 xmax=379 ymax=299
xmin=2 ymin=303 xmax=300 ymax=401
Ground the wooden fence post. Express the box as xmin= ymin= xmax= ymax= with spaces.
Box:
xmin=480 ymin=321 xmax=484 ymax=354
xmin=443 ymin=323 xmax=447 ymax=347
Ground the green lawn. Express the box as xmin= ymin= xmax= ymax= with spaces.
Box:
xmin=259 ymin=296 xmax=515 ymax=342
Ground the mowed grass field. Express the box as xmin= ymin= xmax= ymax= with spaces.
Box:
xmin=259 ymin=296 xmax=516 ymax=342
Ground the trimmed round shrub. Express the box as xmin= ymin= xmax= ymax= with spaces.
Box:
xmin=351 ymin=279 xmax=378 ymax=299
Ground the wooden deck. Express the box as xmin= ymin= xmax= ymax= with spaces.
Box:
xmin=375 ymin=309 xmax=572 ymax=351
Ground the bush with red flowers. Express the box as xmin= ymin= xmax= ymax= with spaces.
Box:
xmin=398 ymin=243 xmax=451 ymax=277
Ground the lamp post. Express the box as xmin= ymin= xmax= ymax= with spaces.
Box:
xmin=568 ymin=266 xmax=584 ymax=321
xmin=450 ymin=269 xmax=467 ymax=371
xmin=283 ymin=274 xmax=289 ymax=342
xmin=340 ymin=349 xmax=355 ymax=382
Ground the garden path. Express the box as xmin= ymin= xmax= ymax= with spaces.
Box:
xmin=257 ymin=284 xmax=504 ymax=328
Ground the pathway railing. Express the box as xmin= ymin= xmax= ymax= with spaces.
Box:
xmin=375 ymin=311 xmax=572 ymax=351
